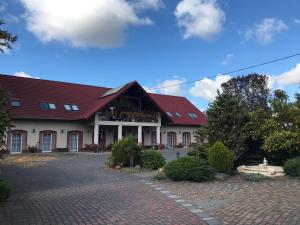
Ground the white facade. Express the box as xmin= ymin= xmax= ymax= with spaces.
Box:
xmin=6 ymin=119 xmax=199 ymax=153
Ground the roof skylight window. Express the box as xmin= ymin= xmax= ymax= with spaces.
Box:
xmin=40 ymin=102 xmax=49 ymax=110
xmin=71 ymin=105 xmax=79 ymax=111
xmin=11 ymin=100 xmax=21 ymax=107
xmin=188 ymin=113 xmax=198 ymax=119
xmin=166 ymin=112 xmax=172 ymax=117
xmin=64 ymin=104 xmax=72 ymax=111
xmin=175 ymin=112 xmax=181 ymax=117
xmin=49 ymin=103 xmax=56 ymax=110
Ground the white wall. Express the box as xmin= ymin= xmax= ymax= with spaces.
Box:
xmin=9 ymin=119 xmax=93 ymax=149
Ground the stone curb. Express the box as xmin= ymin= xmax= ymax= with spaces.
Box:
xmin=144 ymin=181 xmax=223 ymax=225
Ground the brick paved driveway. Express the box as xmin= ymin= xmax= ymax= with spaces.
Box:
xmin=0 ymin=153 xmax=205 ymax=225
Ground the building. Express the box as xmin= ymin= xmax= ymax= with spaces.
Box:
xmin=0 ymin=74 xmax=207 ymax=154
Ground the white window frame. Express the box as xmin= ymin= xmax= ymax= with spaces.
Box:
xmin=69 ymin=133 xmax=79 ymax=152
xmin=10 ymin=132 xmax=22 ymax=154
xmin=42 ymin=132 xmax=52 ymax=153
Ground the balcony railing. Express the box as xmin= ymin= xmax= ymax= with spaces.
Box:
xmin=98 ymin=111 xmax=159 ymax=123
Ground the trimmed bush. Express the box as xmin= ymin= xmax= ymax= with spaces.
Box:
xmin=152 ymin=172 xmax=167 ymax=181
xmin=245 ymin=173 xmax=267 ymax=182
xmin=284 ymin=157 xmax=300 ymax=177
xmin=0 ymin=179 xmax=10 ymax=202
xmin=164 ymin=156 xmax=214 ymax=182
xmin=140 ymin=150 xmax=165 ymax=170
xmin=110 ymin=136 xmax=142 ymax=167
xmin=208 ymin=141 xmax=235 ymax=174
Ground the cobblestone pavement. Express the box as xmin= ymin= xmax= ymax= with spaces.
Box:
xmin=152 ymin=179 xmax=300 ymax=225
xmin=0 ymin=153 xmax=206 ymax=225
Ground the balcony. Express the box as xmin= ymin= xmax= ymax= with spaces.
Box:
xmin=98 ymin=111 xmax=160 ymax=123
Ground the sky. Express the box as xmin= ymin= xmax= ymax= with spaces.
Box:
xmin=0 ymin=0 xmax=300 ymax=111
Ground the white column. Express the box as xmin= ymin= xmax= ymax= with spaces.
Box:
xmin=138 ymin=126 xmax=142 ymax=144
xmin=94 ymin=124 xmax=99 ymax=145
xmin=118 ymin=125 xmax=123 ymax=140
xmin=156 ymin=126 xmax=161 ymax=145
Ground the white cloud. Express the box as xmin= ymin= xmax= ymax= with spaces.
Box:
xmin=295 ymin=19 xmax=300 ymax=25
xmin=174 ymin=0 xmax=225 ymax=40
xmin=189 ymin=75 xmax=231 ymax=101
xmin=221 ymin=53 xmax=233 ymax=65
xmin=157 ymin=77 xmax=185 ymax=96
xmin=142 ymin=85 xmax=157 ymax=93
xmin=14 ymin=71 xmax=40 ymax=79
xmin=20 ymin=0 xmax=158 ymax=48
xmin=132 ymin=0 xmax=164 ymax=11
xmin=244 ymin=18 xmax=288 ymax=45
xmin=272 ymin=64 xmax=300 ymax=86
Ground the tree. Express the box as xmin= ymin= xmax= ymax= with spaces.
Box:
xmin=0 ymin=20 xmax=17 ymax=53
xmin=206 ymin=90 xmax=249 ymax=157
xmin=0 ymin=88 xmax=12 ymax=150
xmin=221 ymin=73 xmax=270 ymax=111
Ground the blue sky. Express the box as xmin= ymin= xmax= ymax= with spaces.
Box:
xmin=0 ymin=0 xmax=300 ymax=110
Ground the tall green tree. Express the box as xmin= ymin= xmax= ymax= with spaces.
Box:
xmin=0 ymin=88 xmax=12 ymax=150
xmin=206 ymin=90 xmax=249 ymax=157
xmin=0 ymin=20 xmax=17 ymax=53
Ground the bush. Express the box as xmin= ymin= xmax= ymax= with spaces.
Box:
xmin=110 ymin=136 xmax=142 ymax=167
xmin=27 ymin=146 xmax=37 ymax=153
xmin=245 ymin=173 xmax=267 ymax=182
xmin=284 ymin=157 xmax=300 ymax=177
xmin=0 ymin=179 xmax=10 ymax=202
xmin=55 ymin=148 xmax=69 ymax=152
xmin=263 ymin=131 xmax=300 ymax=163
xmin=208 ymin=141 xmax=235 ymax=174
xmin=164 ymin=156 xmax=214 ymax=182
xmin=152 ymin=171 xmax=167 ymax=181
xmin=187 ymin=143 xmax=209 ymax=159
xmin=140 ymin=150 xmax=165 ymax=170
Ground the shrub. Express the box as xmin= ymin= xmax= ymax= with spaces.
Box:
xmin=140 ymin=150 xmax=165 ymax=170
xmin=164 ymin=156 xmax=214 ymax=182
xmin=263 ymin=131 xmax=300 ymax=163
xmin=152 ymin=171 xmax=167 ymax=181
xmin=245 ymin=173 xmax=267 ymax=182
xmin=208 ymin=141 xmax=235 ymax=174
xmin=55 ymin=148 xmax=69 ymax=152
xmin=187 ymin=143 xmax=209 ymax=159
xmin=0 ymin=179 xmax=10 ymax=202
xmin=284 ymin=157 xmax=300 ymax=177
xmin=27 ymin=146 xmax=37 ymax=153
xmin=110 ymin=136 xmax=142 ymax=167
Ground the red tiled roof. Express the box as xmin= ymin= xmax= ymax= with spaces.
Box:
xmin=149 ymin=93 xmax=207 ymax=125
xmin=0 ymin=74 xmax=207 ymax=125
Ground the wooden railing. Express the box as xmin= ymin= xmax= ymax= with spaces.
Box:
xmin=98 ymin=111 xmax=159 ymax=123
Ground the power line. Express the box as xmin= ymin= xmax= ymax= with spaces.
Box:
xmin=151 ymin=52 xmax=300 ymax=91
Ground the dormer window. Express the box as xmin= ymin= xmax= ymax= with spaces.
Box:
xmin=166 ymin=112 xmax=172 ymax=117
xmin=11 ymin=100 xmax=21 ymax=107
xmin=49 ymin=103 xmax=56 ymax=110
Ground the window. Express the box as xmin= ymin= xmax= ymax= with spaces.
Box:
xmin=64 ymin=104 xmax=79 ymax=111
xmin=71 ymin=105 xmax=79 ymax=111
xmin=11 ymin=100 xmax=21 ymax=107
xmin=40 ymin=102 xmax=49 ymax=109
xmin=64 ymin=104 xmax=72 ymax=111
xmin=42 ymin=132 xmax=52 ymax=152
xmin=49 ymin=103 xmax=56 ymax=110
xmin=151 ymin=131 xmax=157 ymax=146
xmin=188 ymin=113 xmax=198 ymax=119
xmin=166 ymin=112 xmax=172 ymax=117
xmin=11 ymin=133 xmax=22 ymax=153
xmin=69 ymin=133 xmax=79 ymax=151
xmin=175 ymin=112 xmax=181 ymax=117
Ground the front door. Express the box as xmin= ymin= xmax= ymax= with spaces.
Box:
xmin=42 ymin=132 xmax=52 ymax=153
xmin=98 ymin=131 xmax=106 ymax=150
xmin=11 ymin=133 xmax=22 ymax=154
xmin=167 ymin=132 xmax=176 ymax=148
xmin=182 ymin=132 xmax=191 ymax=148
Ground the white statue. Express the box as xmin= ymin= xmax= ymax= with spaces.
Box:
xmin=263 ymin=157 xmax=268 ymax=169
